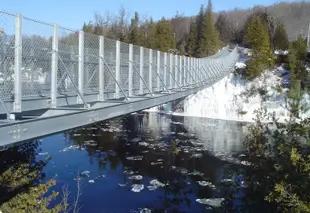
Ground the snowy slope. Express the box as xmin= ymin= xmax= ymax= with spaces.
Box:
xmin=179 ymin=69 xmax=310 ymax=123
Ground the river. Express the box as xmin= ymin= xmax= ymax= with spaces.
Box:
xmin=0 ymin=111 xmax=252 ymax=213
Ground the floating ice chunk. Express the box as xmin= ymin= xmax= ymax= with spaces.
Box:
xmin=150 ymin=179 xmax=165 ymax=187
xmin=221 ymin=179 xmax=233 ymax=183
xmin=197 ymin=181 xmax=213 ymax=187
xmin=80 ymin=170 xmax=90 ymax=177
xmin=196 ymin=198 xmax=225 ymax=207
xmin=119 ymin=183 xmax=127 ymax=187
xmin=151 ymin=162 xmax=163 ymax=165
xmin=129 ymin=175 xmax=143 ymax=180
xmin=139 ymin=142 xmax=149 ymax=147
xmin=189 ymin=170 xmax=204 ymax=176
xmin=191 ymin=153 xmax=203 ymax=158
xmin=84 ymin=140 xmax=97 ymax=147
xmin=126 ymin=156 xmax=143 ymax=161
xmin=241 ymin=160 xmax=251 ymax=166
xmin=147 ymin=185 xmax=158 ymax=191
xmin=124 ymin=170 xmax=135 ymax=175
xmin=59 ymin=145 xmax=80 ymax=152
xmin=140 ymin=208 xmax=151 ymax=213
xmin=131 ymin=184 xmax=144 ymax=192
xmin=38 ymin=152 xmax=48 ymax=156
xmin=89 ymin=180 xmax=95 ymax=183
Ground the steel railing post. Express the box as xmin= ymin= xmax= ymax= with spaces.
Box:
xmin=99 ymin=36 xmax=104 ymax=101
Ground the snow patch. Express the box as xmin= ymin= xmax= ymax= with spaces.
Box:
xmin=178 ymin=68 xmax=310 ymax=123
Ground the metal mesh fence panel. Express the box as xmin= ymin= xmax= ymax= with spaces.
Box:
xmin=0 ymin=11 xmax=15 ymax=100
xmin=120 ymin=41 xmax=129 ymax=90
xmin=57 ymin=27 xmax=79 ymax=95
xmin=159 ymin=51 xmax=165 ymax=90
xmin=21 ymin=17 xmax=53 ymax=98
xmin=132 ymin=44 xmax=140 ymax=90
xmin=104 ymin=37 xmax=116 ymax=91
xmin=84 ymin=32 xmax=99 ymax=93
xmin=152 ymin=51 xmax=157 ymax=89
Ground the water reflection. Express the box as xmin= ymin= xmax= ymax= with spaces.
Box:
xmin=1 ymin=112 xmax=249 ymax=213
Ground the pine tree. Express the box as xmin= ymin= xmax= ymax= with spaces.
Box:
xmin=203 ymin=0 xmax=221 ymax=56
xmin=215 ymin=12 xmax=233 ymax=45
xmin=154 ymin=18 xmax=175 ymax=52
xmin=144 ymin=18 xmax=157 ymax=49
xmin=187 ymin=22 xmax=197 ymax=56
xmin=244 ymin=15 xmax=274 ymax=79
xmin=196 ymin=5 xmax=206 ymax=57
xmin=178 ymin=39 xmax=186 ymax=55
xmin=289 ymin=35 xmax=308 ymax=89
xmin=274 ymin=23 xmax=289 ymax=50
xmin=127 ymin=12 xmax=143 ymax=46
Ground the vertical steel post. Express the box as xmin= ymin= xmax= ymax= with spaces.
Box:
xmin=174 ymin=55 xmax=178 ymax=89
xmin=156 ymin=51 xmax=160 ymax=91
xmin=148 ymin=49 xmax=152 ymax=94
xmin=115 ymin=40 xmax=120 ymax=99
xmin=78 ymin=30 xmax=84 ymax=103
xmin=179 ymin=55 xmax=182 ymax=86
xmin=51 ymin=24 xmax=58 ymax=108
xmin=188 ymin=57 xmax=194 ymax=84
xmin=99 ymin=36 xmax=104 ymax=101
xmin=169 ymin=54 xmax=173 ymax=89
xmin=128 ymin=44 xmax=133 ymax=97
xmin=183 ymin=56 xmax=186 ymax=86
xmin=139 ymin=47 xmax=143 ymax=95
xmin=13 ymin=13 xmax=22 ymax=113
xmin=164 ymin=53 xmax=167 ymax=87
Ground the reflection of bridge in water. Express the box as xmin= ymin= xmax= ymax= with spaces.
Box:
xmin=0 ymin=11 xmax=239 ymax=147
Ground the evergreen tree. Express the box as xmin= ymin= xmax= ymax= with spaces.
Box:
xmin=288 ymin=35 xmax=308 ymax=89
xmin=196 ymin=5 xmax=206 ymax=57
xmin=127 ymin=12 xmax=143 ymax=46
xmin=274 ymin=23 xmax=289 ymax=50
xmin=203 ymin=0 xmax=221 ymax=56
xmin=154 ymin=18 xmax=175 ymax=52
xmin=144 ymin=18 xmax=157 ymax=49
xmin=244 ymin=15 xmax=274 ymax=79
xmin=187 ymin=22 xmax=197 ymax=56
xmin=215 ymin=12 xmax=233 ymax=45
xmin=178 ymin=39 xmax=186 ymax=55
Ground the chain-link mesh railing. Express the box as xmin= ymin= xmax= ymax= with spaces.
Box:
xmin=84 ymin=32 xmax=99 ymax=94
xmin=0 ymin=11 xmax=15 ymax=100
xmin=0 ymin=10 xmax=239 ymax=113
xmin=21 ymin=16 xmax=53 ymax=97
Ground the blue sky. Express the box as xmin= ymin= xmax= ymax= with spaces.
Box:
xmin=2 ymin=0 xmax=283 ymax=30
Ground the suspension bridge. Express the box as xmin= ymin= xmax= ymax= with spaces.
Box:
xmin=0 ymin=11 xmax=240 ymax=148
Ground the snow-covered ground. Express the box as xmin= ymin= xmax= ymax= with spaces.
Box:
xmin=178 ymin=66 xmax=310 ymax=123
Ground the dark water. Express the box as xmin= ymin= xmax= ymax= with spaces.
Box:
xmin=0 ymin=112 xmax=250 ymax=213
